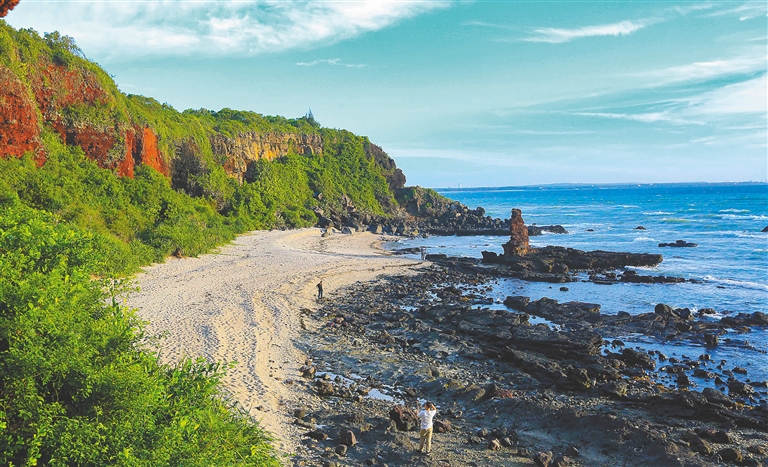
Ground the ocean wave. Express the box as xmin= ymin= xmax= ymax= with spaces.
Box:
xmin=632 ymin=237 xmax=656 ymax=242
xmin=643 ymin=211 xmax=672 ymax=215
xmin=702 ymin=275 xmax=768 ymax=292
xmin=720 ymin=214 xmax=768 ymax=220
xmin=720 ymin=209 xmax=750 ymax=213
xmin=662 ymin=218 xmax=694 ymax=223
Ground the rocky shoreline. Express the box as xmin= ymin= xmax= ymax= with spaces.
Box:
xmin=278 ymin=207 xmax=767 ymax=467
xmin=285 ymin=261 xmax=767 ymax=467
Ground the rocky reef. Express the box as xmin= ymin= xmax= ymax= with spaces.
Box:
xmin=288 ymin=264 xmax=768 ymax=467
xmin=481 ymin=209 xmax=663 ymax=282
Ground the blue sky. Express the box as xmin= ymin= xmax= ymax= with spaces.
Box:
xmin=6 ymin=1 xmax=767 ymax=187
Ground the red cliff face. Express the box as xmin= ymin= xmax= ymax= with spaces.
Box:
xmin=0 ymin=66 xmax=44 ymax=164
xmin=29 ymin=62 xmax=128 ymax=170
xmin=0 ymin=0 xmax=20 ymax=17
xmin=0 ymin=55 xmax=170 ymax=178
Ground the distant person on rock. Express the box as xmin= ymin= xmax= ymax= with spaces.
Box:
xmin=316 ymin=280 xmax=323 ymax=300
xmin=417 ymin=401 xmax=437 ymax=454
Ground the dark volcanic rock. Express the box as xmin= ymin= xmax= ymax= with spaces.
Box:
xmin=528 ymin=224 xmax=568 ymax=236
xmin=339 ymin=430 xmax=357 ymax=446
xmin=619 ymin=348 xmax=656 ymax=370
xmin=389 ymin=405 xmax=418 ymax=431
xmin=658 ymin=240 xmax=697 ymax=247
xmin=717 ymin=447 xmax=743 ymax=463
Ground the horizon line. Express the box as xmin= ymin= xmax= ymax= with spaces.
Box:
xmin=430 ymin=180 xmax=768 ymax=191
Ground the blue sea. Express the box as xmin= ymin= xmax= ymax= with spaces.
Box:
xmin=389 ymin=182 xmax=768 ymax=394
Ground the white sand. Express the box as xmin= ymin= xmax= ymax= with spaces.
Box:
xmin=126 ymin=229 xmax=422 ymax=453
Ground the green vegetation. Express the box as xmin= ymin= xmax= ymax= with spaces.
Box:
xmin=0 ymin=200 xmax=281 ymax=466
xmin=0 ymin=21 xmax=405 ymax=466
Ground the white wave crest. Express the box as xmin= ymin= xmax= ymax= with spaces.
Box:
xmin=721 ymin=214 xmax=768 ymax=220
xmin=643 ymin=211 xmax=672 ymax=215
xmin=720 ymin=209 xmax=750 ymax=213
xmin=632 ymin=237 xmax=656 ymax=242
xmin=702 ymin=275 xmax=768 ymax=292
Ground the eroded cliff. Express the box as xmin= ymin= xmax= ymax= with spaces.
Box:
xmin=0 ymin=24 xmax=407 ymax=219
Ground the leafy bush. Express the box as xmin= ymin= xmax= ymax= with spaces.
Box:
xmin=0 ymin=202 xmax=281 ymax=466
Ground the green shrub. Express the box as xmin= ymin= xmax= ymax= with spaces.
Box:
xmin=0 ymin=203 xmax=281 ymax=466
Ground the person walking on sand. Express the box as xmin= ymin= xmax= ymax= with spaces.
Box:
xmin=417 ymin=401 xmax=437 ymax=454
xmin=316 ymin=280 xmax=323 ymax=300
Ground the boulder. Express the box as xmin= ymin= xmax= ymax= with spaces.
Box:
xmin=316 ymin=380 xmax=335 ymax=396
xmin=728 ymin=381 xmax=755 ymax=396
xmin=717 ymin=447 xmax=742 ymax=464
xmin=620 ymin=348 xmax=656 ymax=370
xmin=489 ymin=439 xmax=502 ymax=451
xmin=534 ymin=451 xmax=553 ymax=467
xmin=339 ymin=430 xmax=357 ymax=446
xmin=388 ymin=405 xmax=418 ymax=431
xmin=306 ymin=429 xmax=329 ymax=441
xmin=434 ymin=419 xmax=452 ymax=433
xmin=503 ymin=295 xmax=530 ymax=310
xmin=704 ymin=333 xmax=719 ymax=347
xmin=334 ymin=444 xmax=347 ymax=456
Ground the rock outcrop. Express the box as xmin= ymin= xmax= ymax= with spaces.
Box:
xmin=502 ymin=209 xmax=529 ymax=256
xmin=0 ymin=66 xmax=43 ymax=163
xmin=212 ymin=132 xmax=323 ymax=183
xmin=482 ymin=209 xmax=664 ymax=282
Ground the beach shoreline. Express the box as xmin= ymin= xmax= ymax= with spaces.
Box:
xmin=126 ymin=228 xmax=424 ymax=454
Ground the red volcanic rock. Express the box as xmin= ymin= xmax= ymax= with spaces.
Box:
xmin=502 ymin=208 xmax=530 ymax=256
xmin=136 ymin=127 xmax=167 ymax=175
xmin=0 ymin=66 xmax=43 ymax=163
xmin=0 ymin=0 xmax=20 ymax=17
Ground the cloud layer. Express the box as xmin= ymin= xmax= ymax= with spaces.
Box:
xmin=8 ymin=0 xmax=448 ymax=58
xmin=524 ymin=19 xmax=650 ymax=43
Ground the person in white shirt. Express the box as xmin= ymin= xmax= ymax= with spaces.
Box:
xmin=417 ymin=401 xmax=437 ymax=454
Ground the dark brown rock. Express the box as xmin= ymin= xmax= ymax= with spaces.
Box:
xmin=717 ymin=447 xmax=743 ymax=463
xmin=503 ymin=209 xmax=530 ymax=256
xmin=306 ymin=430 xmax=329 ymax=441
xmin=388 ymin=405 xmax=418 ymax=431
xmin=434 ymin=419 xmax=452 ymax=433
xmin=339 ymin=430 xmax=357 ymax=446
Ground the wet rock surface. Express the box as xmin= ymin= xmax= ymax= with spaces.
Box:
xmin=288 ymin=262 xmax=768 ymax=467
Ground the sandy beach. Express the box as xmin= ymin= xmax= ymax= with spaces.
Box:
xmin=127 ymin=229 xmax=422 ymax=453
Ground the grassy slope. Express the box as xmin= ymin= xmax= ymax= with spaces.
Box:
xmin=0 ymin=22 xmax=407 ymax=466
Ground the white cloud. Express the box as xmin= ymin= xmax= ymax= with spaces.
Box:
xmin=684 ymin=75 xmax=767 ymax=115
xmin=524 ymin=19 xmax=650 ymax=44
xmin=574 ymin=111 xmax=705 ymax=126
xmin=6 ymin=0 xmax=449 ymax=58
xmin=296 ymin=58 xmax=365 ymax=68
xmin=637 ymin=55 xmax=768 ymax=83
xmin=705 ymin=3 xmax=767 ymax=21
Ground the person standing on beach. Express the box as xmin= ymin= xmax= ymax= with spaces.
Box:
xmin=417 ymin=401 xmax=437 ymax=454
xmin=316 ymin=280 xmax=323 ymax=300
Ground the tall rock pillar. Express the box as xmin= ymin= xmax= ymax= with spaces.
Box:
xmin=502 ymin=209 xmax=529 ymax=256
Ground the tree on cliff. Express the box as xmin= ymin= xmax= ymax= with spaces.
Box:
xmin=0 ymin=0 xmax=20 ymax=17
